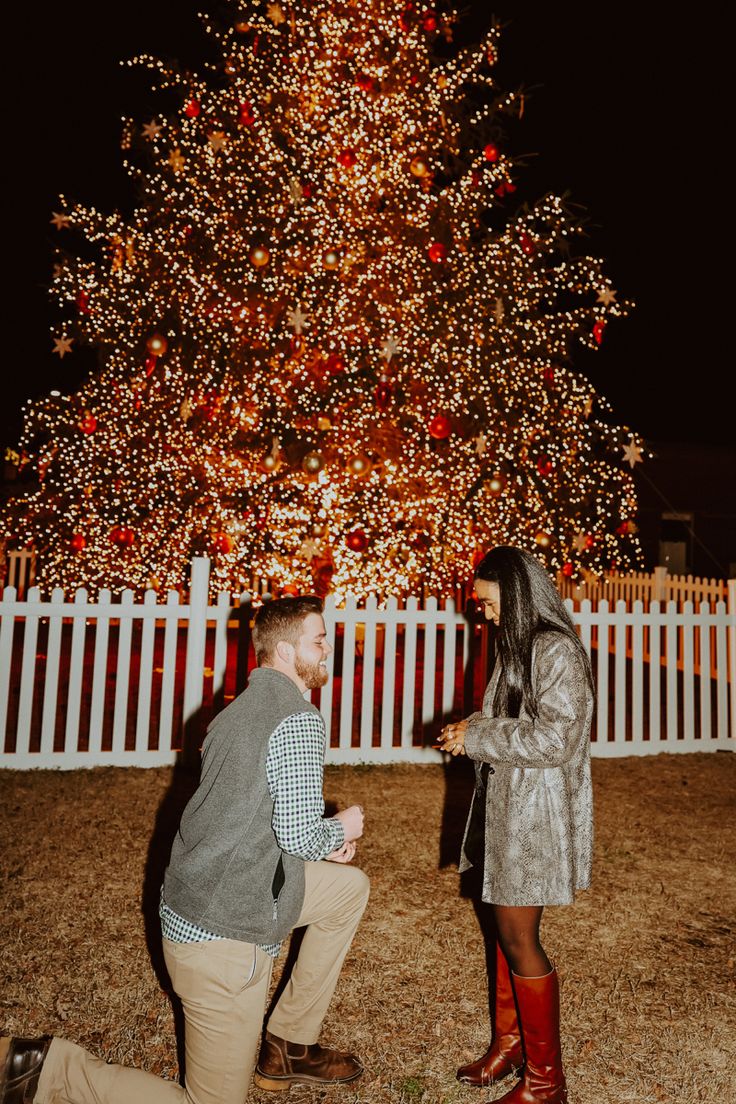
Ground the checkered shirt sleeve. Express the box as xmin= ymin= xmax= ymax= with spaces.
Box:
xmin=267 ymin=711 xmax=345 ymax=861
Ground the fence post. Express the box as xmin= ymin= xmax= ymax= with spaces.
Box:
xmin=182 ymin=556 xmax=211 ymax=765
xmin=653 ymin=565 xmax=668 ymax=603
xmin=729 ymin=579 xmax=736 ymax=749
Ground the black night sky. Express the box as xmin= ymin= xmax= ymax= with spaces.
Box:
xmin=5 ymin=2 xmax=732 ymax=458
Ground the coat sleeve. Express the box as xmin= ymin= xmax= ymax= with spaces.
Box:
xmin=464 ymin=636 xmax=590 ymax=769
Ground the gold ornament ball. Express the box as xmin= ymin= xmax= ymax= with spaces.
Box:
xmin=409 ymin=156 xmax=430 ymax=178
xmin=250 ymin=246 xmax=270 ymax=268
xmin=146 ymin=332 xmax=168 ymax=357
xmin=302 ymin=451 xmax=325 ymax=475
xmin=535 ymin=530 xmax=553 ymax=549
xmin=488 ymin=473 xmax=506 ymax=497
xmin=347 ymin=454 xmax=371 ymax=477
xmin=322 ymin=250 xmax=340 ymax=271
xmin=261 ymin=453 xmax=281 ymax=473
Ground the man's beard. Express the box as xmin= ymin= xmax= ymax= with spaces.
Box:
xmin=294 ymin=654 xmax=329 ymax=690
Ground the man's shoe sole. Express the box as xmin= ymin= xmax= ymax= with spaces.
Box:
xmin=254 ymin=1067 xmax=363 ymax=1091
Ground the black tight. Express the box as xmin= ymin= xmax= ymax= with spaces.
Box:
xmin=492 ymin=904 xmax=552 ymax=978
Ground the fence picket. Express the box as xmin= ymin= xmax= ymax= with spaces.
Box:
xmin=631 ymin=601 xmax=644 ymax=743
xmin=614 ymin=600 xmax=627 ymax=746
xmin=88 ymin=590 xmax=111 ymax=756
xmin=595 ymin=601 xmax=610 ymax=749
xmin=649 ymin=602 xmax=662 ymax=749
xmin=158 ymin=592 xmax=181 ymax=753
xmin=401 ymin=598 xmax=419 ymax=748
xmin=665 ymin=601 xmax=678 ymax=744
xmin=422 ymin=597 xmax=438 ymax=730
xmin=0 ymin=588 xmax=16 ymax=745
xmin=682 ymin=601 xmax=695 ymax=746
xmin=360 ymin=596 xmax=378 ymax=750
xmin=714 ymin=600 xmax=729 ymax=743
xmin=64 ymin=589 xmax=89 ymax=752
xmin=16 ymin=587 xmax=40 ymax=755
xmin=39 ymin=589 xmax=65 ymax=757
xmin=111 ymin=589 xmax=135 ymax=755
xmin=380 ymin=597 xmax=399 ymax=751
xmin=135 ymin=590 xmax=158 ymax=752
xmin=441 ymin=599 xmax=457 ymax=720
xmin=339 ymin=595 xmax=357 ymax=749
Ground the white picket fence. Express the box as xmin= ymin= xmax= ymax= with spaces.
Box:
xmin=0 ymin=558 xmax=734 ymax=770
xmin=556 ymin=566 xmax=729 ymax=607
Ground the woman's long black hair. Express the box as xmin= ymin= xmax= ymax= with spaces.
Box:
xmin=475 ymin=545 xmax=593 ymax=718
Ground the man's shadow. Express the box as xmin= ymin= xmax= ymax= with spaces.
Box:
xmin=140 ymin=716 xmax=203 ymax=1082
xmin=421 ymin=601 xmax=499 ymax=1023
xmin=140 ymin=599 xmax=257 ymax=1082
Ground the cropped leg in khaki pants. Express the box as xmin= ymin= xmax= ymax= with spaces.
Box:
xmin=35 ymin=939 xmax=273 ymax=1104
xmin=33 ymin=859 xmax=367 ymax=1103
xmin=268 ymin=859 xmax=370 ymax=1045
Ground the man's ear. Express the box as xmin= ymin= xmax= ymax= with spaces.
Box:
xmin=275 ymin=640 xmax=294 ymax=665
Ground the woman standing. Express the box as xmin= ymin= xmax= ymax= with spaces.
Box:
xmin=438 ymin=546 xmax=593 ymax=1104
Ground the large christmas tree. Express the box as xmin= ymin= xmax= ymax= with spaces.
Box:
xmin=6 ymin=0 xmax=644 ymax=598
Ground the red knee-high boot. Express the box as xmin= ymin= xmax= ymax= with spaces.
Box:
xmin=457 ymin=942 xmax=523 ymax=1086
xmin=490 ymin=969 xmax=567 ymax=1104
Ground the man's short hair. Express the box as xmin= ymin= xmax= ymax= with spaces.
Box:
xmin=252 ymin=595 xmax=324 ymax=665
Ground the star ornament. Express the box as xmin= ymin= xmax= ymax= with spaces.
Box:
xmin=50 ymin=211 xmax=71 ymax=230
xmin=596 ymin=287 xmax=617 ymax=307
xmin=623 ymin=437 xmax=644 ymax=468
xmin=168 ymin=148 xmax=186 ymax=173
xmin=287 ymin=305 xmax=310 ymax=334
xmin=380 ymin=337 xmax=400 ymax=363
xmin=572 ymin=530 xmax=588 ymax=554
xmin=266 ymin=2 xmax=287 ymax=24
xmin=208 ymin=131 xmax=227 ymax=152
xmin=142 ymin=119 xmax=162 ymax=140
xmin=52 ymin=335 xmax=74 ymax=358
xmin=474 ymin=431 xmax=488 ymax=457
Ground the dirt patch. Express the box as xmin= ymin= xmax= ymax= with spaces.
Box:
xmin=1 ymin=753 xmax=734 ymax=1103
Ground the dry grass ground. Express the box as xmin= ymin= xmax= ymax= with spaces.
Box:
xmin=1 ymin=754 xmax=734 ymax=1104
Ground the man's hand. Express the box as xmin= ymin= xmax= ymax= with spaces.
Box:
xmin=326 ymin=840 xmax=357 ymax=864
xmin=334 ymin=804 xmax=364 ymax=842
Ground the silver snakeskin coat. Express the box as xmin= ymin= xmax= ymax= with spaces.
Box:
xmin=459 ymin=630 xmax=594 ymax=906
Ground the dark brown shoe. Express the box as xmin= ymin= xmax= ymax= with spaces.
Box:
xmin=0 ymin=1036 xmax=52 ymax=1104
xmin=254 ymin=1029 xmax=362 ymax=1091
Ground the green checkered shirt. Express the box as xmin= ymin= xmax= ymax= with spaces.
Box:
xmin=160 ymin=710 xmax=343 ymax=958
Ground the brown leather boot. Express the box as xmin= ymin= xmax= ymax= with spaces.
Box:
xmin=0 ymin=1036 xmax=52 ymax=1104
xmin=490 ymin=969 xmax=567 ymax=1104
xmin=254 ymin=1029 xmax=363 ymax=1091
xmin=457 ymin=942 xmax=523 ymax=1086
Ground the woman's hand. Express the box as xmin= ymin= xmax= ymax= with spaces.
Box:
xmin=436 ymin=719 xmax=468 ymax=756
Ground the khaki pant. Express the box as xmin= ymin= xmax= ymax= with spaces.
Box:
xmin=36 ymin=861 xmax=369 ymax=1104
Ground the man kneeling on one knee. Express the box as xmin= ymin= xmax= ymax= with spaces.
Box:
xmin=2 ymin=595 xmax=370 ymax=1104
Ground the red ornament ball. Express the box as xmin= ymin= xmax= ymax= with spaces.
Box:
xmin=562 ymin=562 xmax=575 ymax=578
xmin=422 ymin=11 xmax=438 ymax=31
xmin=355 ymin=73 xmax=374 ymax=92
xmin=536 ymin=454 xmax=554 ymax=477
xmin=346 ymin=528 xmax=369 ymax=553
xmin=76 ymin=290 xmax=90 ymax=313
xmin=325 ymin=352 xmax=346 ymax=376
xmin=280 ymin=583 xmax=300 ymax=597
xmin=428 ymin=413 xmax=452 ymax=439
xmin=593 ymin=319 xmax=606 ymax=345
xmin=184 ymin=98 xmax=201 ymax=118
xmin=70 ymin=533 xmax=87 ymax=552
xmin=238 ymin=101 xmax=255 ymax=126
xmin=427 ymin=241 xmax=447 ymax=264
xmin=483 ymin=142 xmax=500 ymax=162
xmin=144 ymin=355 xmax=158 ymax=377
xmin=78 ymin=412 xmax=97 ymax=435
xmin=110 ymin=526 xmax=135 ymax=548
xmin=519 ymin=232 xmax=536 ymax=256
xmin=212 ymin=533 xmax=233 ymax=554
xmin=337 ymin=148 xmax=358 ymax=168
